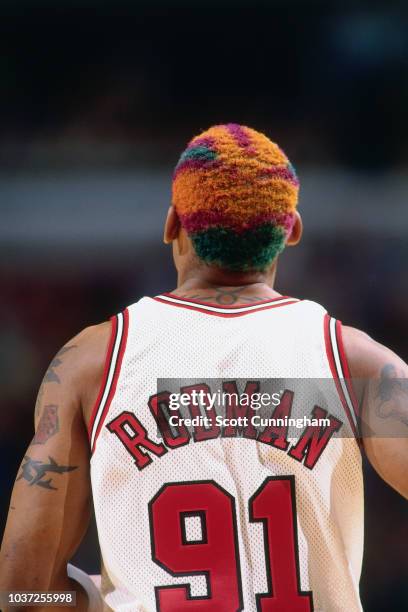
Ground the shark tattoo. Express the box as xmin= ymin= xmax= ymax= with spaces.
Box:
xmin=17 ymin=455 xmax=78 ymax=490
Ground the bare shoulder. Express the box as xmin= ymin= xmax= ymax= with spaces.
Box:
xmin=36 ymin=321 xmax=112 ymax=432
xmin=341 ymin=325 xmax=407 ymax=379
xmin=342 ymin=326 xmax=408 ymax=498
xmin=68 ymin=321 xmax=112 ymax=424
xmin=68 ymin=321 xmax=112 ymax=376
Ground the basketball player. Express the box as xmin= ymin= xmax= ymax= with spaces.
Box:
xmin=1 ymin=124 xmax=407 ymax=612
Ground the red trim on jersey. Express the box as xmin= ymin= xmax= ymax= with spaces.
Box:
xmin=91 ymin=308 xmax=130 ymax=454
xmin=161 ymin=292 xmax=293 ymax=308
xmin=335 ymin=320 xmax=360 ymax=419
xmin=323 ymin=314 xmax=360 ymax=443
xmin=153 ymin=296 xmax=299 ymax=317
xmin=87 ymin=315 xmax=118 ymax=441
xmin=324 ymin=314 xmax=337 ymax=378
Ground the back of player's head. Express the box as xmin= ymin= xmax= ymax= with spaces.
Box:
xmin=172 ymin=124 xmax=299 ymax=272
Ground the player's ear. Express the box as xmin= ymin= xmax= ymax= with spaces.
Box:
xmin=163 ymin=206 xmax=181 ymax=244
xmin=286 ymin=211 xmax=303 ymax=247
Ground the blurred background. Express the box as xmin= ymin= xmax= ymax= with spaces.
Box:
xmin=1 ymin=0 xmax=407 ymax=609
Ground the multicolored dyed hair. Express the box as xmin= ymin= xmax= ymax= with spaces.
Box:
xmin=172 ymin=123 xmax=299 ymax=272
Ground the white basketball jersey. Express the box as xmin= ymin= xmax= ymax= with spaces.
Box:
xmin=89 ymin=293 xmax=363 ymax=612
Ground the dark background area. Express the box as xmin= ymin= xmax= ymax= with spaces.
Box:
xmin=1 ymin=1 xmax=407 ymax=610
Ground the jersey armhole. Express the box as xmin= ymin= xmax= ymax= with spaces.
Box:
xmin=323 ymin=314 xmax=362 ymax=445
xmin=88 ymin=308 xmax=129 ymax=454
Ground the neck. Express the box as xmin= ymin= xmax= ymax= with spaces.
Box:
xmin=173 ymin=263 xmax=281 ymax=305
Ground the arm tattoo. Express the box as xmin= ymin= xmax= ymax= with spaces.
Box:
xmin=179 ymin=286 xmax=269 ymax=305
xmin=376 ymin=364 xmax=408 ymax=426
xmin=32 ymin=405 xmax=59 ymax=445
xmin=17 ymin=455 xmax=78 ymax=490
xmin=43 ymin=345 xmax=76 ymax=384
xmin=35 ymin=344 xmax=76 ymax=420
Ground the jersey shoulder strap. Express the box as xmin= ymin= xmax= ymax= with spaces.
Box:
xmin=88 ymin=309 xmax=129 ymax=453
xmin=323 ymin=313 xmax=361 ymax=440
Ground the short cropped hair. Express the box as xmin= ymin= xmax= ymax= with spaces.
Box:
xmin=172 ymin=123 xmax=299 ymax=272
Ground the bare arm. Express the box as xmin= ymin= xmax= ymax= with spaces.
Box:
xmin=0 ymin=322 xmax=111 ymax=611
xmin=342 ymin=326 xmax=408 ymax=499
